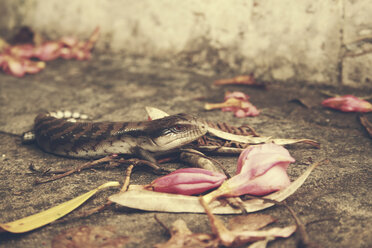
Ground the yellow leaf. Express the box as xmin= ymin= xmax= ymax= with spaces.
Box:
xmin=0 ymin=181 xmax=120 ymax=233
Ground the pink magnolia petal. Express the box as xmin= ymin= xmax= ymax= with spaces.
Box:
xmin=6 ymin=57 xmax=25 ymax=77
xmin=153 ymin=171 xmax=225 ymax=186
xmin=322 ymin=95 xmax=372 ymax=112
xmin=236 ymin=146 xmax=254 ymax=174
xmin=8 ymin=44 xmax=35 ymax=58
xmin=33 ymin=41 xmax=62 ymax=61
xmin=24 ymin=60 xmax=45 ymax=74
xmin=225 ymin=91 xmax=250 ymax=101
xmin=236 ymin=144 xmax=295 ymax=176
xmin=157 ymin=181 xmax=225 ymax=195
xmin=221 ymin=106 xmax=235 ymax=112
xmin=224 ymin=164 xmax=291 ymax=196
xmin=60 ymin=47 xmax=73 ymax=59
xmin=84 ymin=26 xmax=100 ymax=51
xmin=151 ymin=168 xmax=227 ymax=195
xmin=234 ymin=109 xmax=247 ymax=117
xmin=60 ymin=36 xmax=78 ymax=47
xmin=233 ymin=104 xmax=260 ymax=117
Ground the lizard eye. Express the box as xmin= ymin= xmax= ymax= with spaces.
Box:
xmin=159 ymin=125 xmax=183 ymax=136
xmin=170 ymin=124 xmax=183 ymax=133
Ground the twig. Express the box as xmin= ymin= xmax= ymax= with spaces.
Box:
xmin=34 ymin=155 xmax=116 ymax=184
xmin=343 ymin=49 xmax=372 ymax=58
xmin=120 ymin=164 xmax=134 ymax=192
xmin=33 ymin=154 xmax=168 ymax=184
xmin=0 ymin=130 xmax=22 ymax=137
xmin=344 ymin=35 xmax=372 ymax=45
xmin=80 ymin=164 xmax=135 ymax=217
xmin=117 ymin=158 xmax=164 ymax=172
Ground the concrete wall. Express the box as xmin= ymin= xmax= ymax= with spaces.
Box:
xmin=0 ymin=0 xmax=371 ymax=88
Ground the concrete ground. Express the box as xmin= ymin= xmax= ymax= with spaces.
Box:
xmin=0 ymin=54 xmax=371 ymax=248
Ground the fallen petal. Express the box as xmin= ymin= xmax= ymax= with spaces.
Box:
xmin=33 ymin=41 xmax=62 ymax=61
xmin=24 ymin=60 xmax=45 ymax=74
xmin=236 ymin=143 xmax=295 ymax=176
xmin=60 ymin=36 xmax=78 ymax=47
xmin=226 ymin=165 xmax=291 ymax=196
xmin=8 ymin=44 xmax=35 ymax=58
xmin=6 ymin=56 xmax=25 ymax=77
xmin=225 ymin=91 xmax=250 ymax=101
xmin=110 ymin=161 xmax=322 ymax=214
xmin=322 ymin=95 xmax=372 ymax=112
xmin=150 ymin=168 xmax=227 ymax=195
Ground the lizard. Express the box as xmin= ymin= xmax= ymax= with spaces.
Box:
xmin=22 ymin=111 xmax=208 ymax=162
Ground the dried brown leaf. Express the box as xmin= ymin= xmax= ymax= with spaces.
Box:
xmin=227 ymin=214 xmax=276 ymax=232
xmin=52 ymin=225 xmax=132 ymax=248
xmin=154 ymin=219 xmax=218 ymax=248
xmin=230 ymin=226 xmax=296 ymax=246
xmin=289 ymin=97 xmax=318 ymax=109
xmin=358 ymin=114 xmax=372 ymax=138
xmin=200 ymin=198 xmax=296 ymax=247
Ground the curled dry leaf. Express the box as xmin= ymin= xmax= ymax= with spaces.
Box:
xmin=322 ymin=95 xmax=372 ymax=112
xmin=205 ymin=91 xmax=260 ymax=117
xmin=52 ymin=225 xmax=132 ymax=248
xmin=154 ymin=219 xmax=218 ymax=248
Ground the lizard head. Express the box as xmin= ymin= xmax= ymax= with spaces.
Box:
xmin=146 ymin=113 xmax=208 ymax=152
